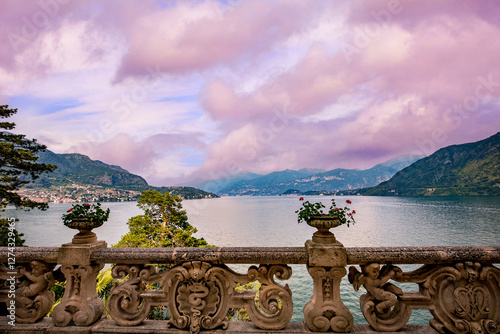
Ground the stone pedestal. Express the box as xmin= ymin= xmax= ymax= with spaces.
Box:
xmin=52 ymin=241 xmax=106 ymax=327
xmin=304 ymin=239 xmax=353 ymax=332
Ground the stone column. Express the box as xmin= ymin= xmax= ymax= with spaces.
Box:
xmin=52 ymin=240 xmax=106 ymax=327
xmin=303 ymin=233 xmax=353 ymax=332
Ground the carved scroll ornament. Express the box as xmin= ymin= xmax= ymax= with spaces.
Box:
xmin=304 ymin=266 xmax=353 ymax=332
xmin=349 ymin=262 xmax=500 ymax=334
xmin=425 ymin=262 xmax=500 ymax=334
xmin=108 ymin=261 xmax=293 ymax=334
xmin=52 ymin=263 xmax=105 ymax=327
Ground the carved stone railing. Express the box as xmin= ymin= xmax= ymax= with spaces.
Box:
xmin=1 ymin=229 xmax=499 ymax=333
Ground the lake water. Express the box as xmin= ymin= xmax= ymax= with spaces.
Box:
xmin=6 ymin=195 xmax=500 ymax=324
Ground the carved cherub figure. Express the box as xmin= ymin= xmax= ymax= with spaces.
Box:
xmin=18 ymin=261 xmax=55 ymax=307
xmin=349 ymin=263 xmax=403 ymax=313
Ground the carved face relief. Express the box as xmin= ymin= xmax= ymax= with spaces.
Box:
xmin=365 ymin=263 xmax=380 ymax=280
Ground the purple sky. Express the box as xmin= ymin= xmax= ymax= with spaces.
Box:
xmin=1 ymin=0 xmax=499 ymax=186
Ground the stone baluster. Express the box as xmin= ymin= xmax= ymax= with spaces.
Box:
xmin=303 ymin=226 xmax=353 ymax=332
xmin=52 ymin=240 xmax=106 ymax=327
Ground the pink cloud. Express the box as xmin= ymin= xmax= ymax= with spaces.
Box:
xmin=113 ymin=0 xmax=323 ymax=81
xmin=69 ymin=132 xmax=205 ymax=180
xmin=0 ymin=0 xmax=83 ymax=71
xmin=197 ymin=1 xmax=500 ymax=175
xmin=2 ymin=1 xmax=500 ymax=184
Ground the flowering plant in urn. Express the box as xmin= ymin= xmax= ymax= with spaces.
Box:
xmin=296 ymin=198 xmax=356 ymax=226
xmin=62 ymin=203 xmax=110 ymax=244
xmin=62 ymin=202 xmax=110 ymax=227
xmin=296 ymin=198 xmax=356 ymax=244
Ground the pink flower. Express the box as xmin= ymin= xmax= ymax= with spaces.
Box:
xmin=346 ymin=199 xmax=352 ymax=204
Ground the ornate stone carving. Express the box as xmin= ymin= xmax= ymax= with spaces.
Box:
xmin=52 ymin=239 xmax=106 ymax=327
xmin=425 ymin=262 xmax=500 ymax=334
xmin=165 ymin=262 xmax=293 ymax=333
xmin=349 ymin=263 xmax=411 ymax=332
xmin=349 ymin=262 xmax=500 ymax=333
xmin=164 ymin=262 xmax=228 ymax=333
xmin=108 ymin=264 xmax=161 ymax=326
xmin=304 ymin=266 xmax=353 ymax=332
xmin=52 ymin=263 xmax=104 ymax=327
xmin=303 ymin=234 xmax=353 ymax=333
xmin=240 ymin=264 xmax=293 ymax=329
xmin=0 ymin=261 xmax=56 ymax=324
xmin=107 ymin=261 xmax=293 ymax=334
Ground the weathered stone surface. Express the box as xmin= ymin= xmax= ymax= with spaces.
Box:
xmin=306 ymin=240 xmax=346 ymax=267
xmin=0 ymin=317 xmax=52 ymax=334
xmin=57 ymin=241 xmax=107 ymax=265
xmin=346 ymin=246 xmax=500 ymax=265
xmin=92 ymin=247 xmax=308 ymax=264
xmin=108 ymin=262 xmax=293 ymax=334
xmin=304 ymin=238 xmax=353 ymax=332
xmin=2 ymin=246 xmax=499 ymax=267
xmin=0 ymin=248 xmax=59 ymax=264
xmin=0 ymin=242 xmax=499 ymax=334
xmin=52 ymin=241 xmax=107 ymax=328
xmin=0 ymin=318 xmax=439 ymax=333
xmin=351 ymin=324 xmax=438 ymax=333
xmin=14 ymin=261 xmax=56 ymax=324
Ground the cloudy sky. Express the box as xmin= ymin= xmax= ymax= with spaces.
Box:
xmin=1 ymin=0 xmax=499 ymax=186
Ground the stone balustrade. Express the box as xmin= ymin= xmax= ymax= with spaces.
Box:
xmin=1 ymin=228 xmax=499 ymax=334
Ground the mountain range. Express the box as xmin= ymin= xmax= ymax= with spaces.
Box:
xmin=363 ymin=132 xmax=500 ymax=196
xmin=29 ymin=131 xmax=500 ymax=198
xmin=192 ymin=155 xmax=424 ymax=196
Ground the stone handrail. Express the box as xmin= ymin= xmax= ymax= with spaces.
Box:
xmin=1 ymin=228 xmax=499 ymax=333
xmin=4 ymin=245 xmax=499 ymax=265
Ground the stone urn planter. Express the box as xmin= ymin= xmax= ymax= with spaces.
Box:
xmin=296 ymin=199 xmax=357 ymax=245
xmin=307 ymin=215 xmax=342 ymax=244
xmin=62 ymin=203 xmax=110 ymax=244
xmin=65 ymin=217 xmax=103 ymax=244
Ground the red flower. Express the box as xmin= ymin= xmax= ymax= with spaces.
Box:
xmin=68 ymin=209 xmax=73 ymax=212
xmin=85 ymin=203 xmax=90 ymax=207
xmin=299 ymin=197 xmax=304 ymax=201
xmin=346 ymin=199 xmax=352 ymax=204
xmin=334 ymin=208 xmax=340 ymax=211
xmin=352 ymin=210 xmax=356 ymax=214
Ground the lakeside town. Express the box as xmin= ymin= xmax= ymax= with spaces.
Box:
xmin=16 ymin=184 xmax=142 ymax=203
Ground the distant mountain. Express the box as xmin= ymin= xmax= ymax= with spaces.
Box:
xmin=217 ymin=155 xmax=423 ymax=196
xmin=28 ymin=150 xmax=218 ymax=199
xmin=33 ymin=150 xmax=149 ymax=188
xmin=363 ymin=132 xmax=500 ymax=196
xmin=189 ymin=171 xmax=262 ymax=193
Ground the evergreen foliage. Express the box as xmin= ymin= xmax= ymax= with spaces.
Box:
xmin=0 ymin=105 xmax=56 ymax=247
xmin=0 ymin=105 xmax=56 ymax=210
xmin=114 ymin=190 xmax=209 ymax=248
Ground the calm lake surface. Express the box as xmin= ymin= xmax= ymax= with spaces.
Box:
xmin=6 ymin=196 xmax=500 ymax=324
